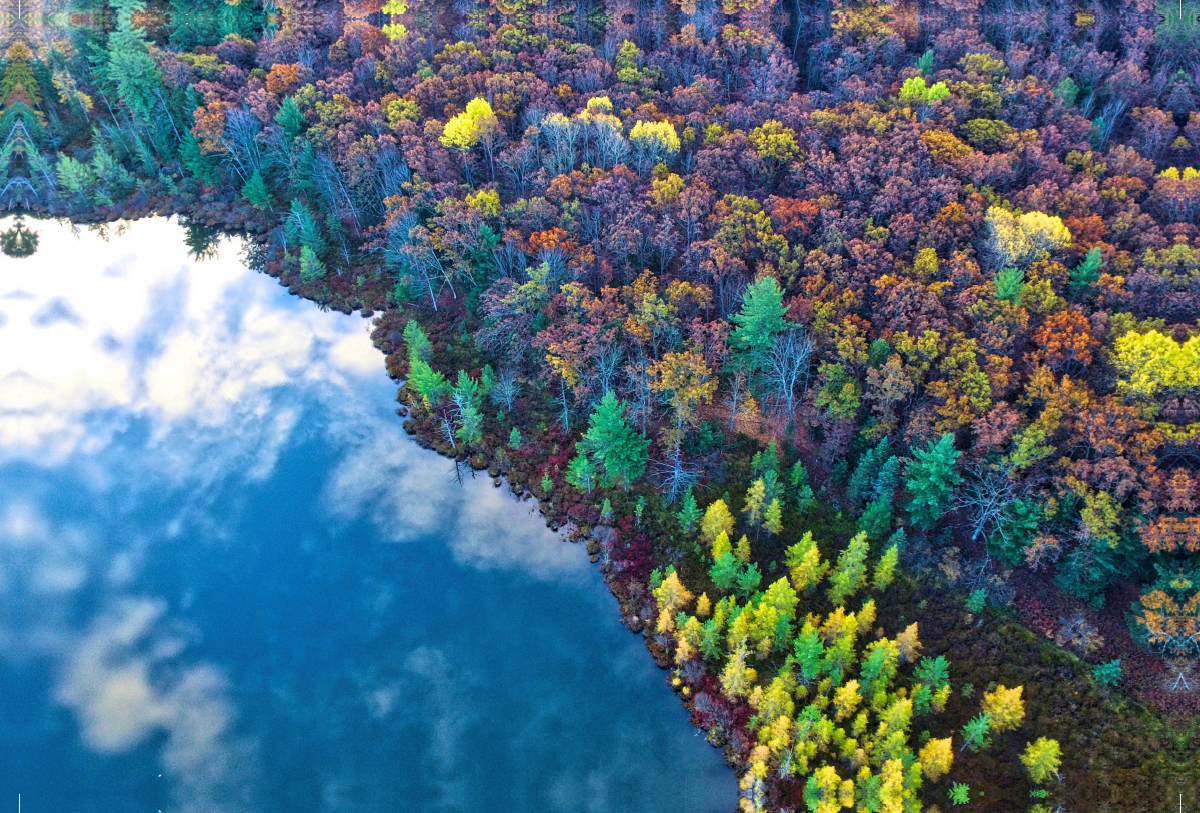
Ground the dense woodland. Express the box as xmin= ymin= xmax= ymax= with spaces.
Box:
xmin=6 ymin=0 xmax=1200 ymax=807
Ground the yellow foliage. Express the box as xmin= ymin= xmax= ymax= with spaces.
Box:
xmin=712 ymin=531 xmax=732 ymax=560
xmin=983 ymin=206 xmax=1072 ymax=268
xmin=1113 ymin=330 xmax=1200 ymax=398
xmin=629 ymin=119 xmax=681 ymax=153
xmin=919 ymin=737 xmax=954 ymax=782
xmin=981 ymin=684 xmax=1025 ymax=732
xmin=701 ymin=500 xmax=735 ymax=544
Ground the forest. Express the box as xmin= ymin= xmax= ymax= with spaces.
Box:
xmin=5 ymin=0 xmax=1200 ymax=807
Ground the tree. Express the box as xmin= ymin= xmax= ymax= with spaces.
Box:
xmin=786 ymin=532 xmax=828 ymax=592
xmin=960 ymin=712 xmax=993 ymax=752
xmin=764 ymin=499 xmax=783 ymax=536
xmin=1020 ymin=737 xmax=1062 ymax=784
xmin=904 ymin=434 xmax=962 ymax=530
xmin=873 ymin=544 xmax=899 ymax=590
xmin=710 ymin=552 xmax=740 ymax=590
xmin=678 ymin=489 xmax=701 ymax=535
xmin=982 ymin=207 xmax=1072 ymax=269
xmin=407 ymin=357 xmax=451 ymax=407
xmin=701 ymin=499 xmax=736 ymax=546
xmin=730 ymin=277 xmax=790 ymax=371
xmin=242 ymin=170 xmax=273 ymax=210
xmin=743 ymin=479 xmax=767 ymax=529
xmin=980 ymin=684 xmax=1025 ymax=732
xmin=827 ymin=532 xmax=869 ymax=606
xmin=576 ymin=392 xmax=650 ymax=490
xmin=565 ymin=453 xmax=598 ymax=493
xmin=919 ymin=737 xmax=954 ymax=782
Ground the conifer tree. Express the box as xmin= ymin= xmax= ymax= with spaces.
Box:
xmin=576 ymin=391 xmax=649 ymax=489
xmin=919 ymin=737 xmax=954 ymax=782
xmin=1020 ymin=737 xmax=1062 ymax=784
xmin=677 ymin=489 xmax=700 ymax=535
xmin=241 ymin=170 xmax=273 ymax=210
xmin=730 ymin=277 xmax=790 ymax=370
xmin=743 ymin=478 xmax=767 ymax=528
xmin=764 ymin=498 xmax=783 ymax=536
xmin=701 ymin=499 xmax=735 ymax=545
xmin=904 ymin=434 xmax=962 ymax=530
xmin=873 ymin=544 xmax=899 ymax=590
xmin=827 ymin=532 xmax=870 ymax=606
xmin=785 ymin=532 xmax=828 ymax=592
xmin=981 ymin=685 xmax=1025 ymax=732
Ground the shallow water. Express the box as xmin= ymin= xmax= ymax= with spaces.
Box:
xmin=0 ymin=219 xmax=736 ymax=813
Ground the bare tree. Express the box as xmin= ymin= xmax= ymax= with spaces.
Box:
xmin=763 ymin=327 xmax=814 ymax=418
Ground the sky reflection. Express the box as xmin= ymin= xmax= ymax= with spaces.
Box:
xmin=0 ymin=218 xmax=734 ymax=812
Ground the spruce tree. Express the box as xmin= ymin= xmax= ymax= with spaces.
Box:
xmin=904 ymin=434 xmax=962 ymax=530
xmin=577 ymin=391 xmax=649 ymax=489
xmin=729 ymin=277 xmax=789 ymax=370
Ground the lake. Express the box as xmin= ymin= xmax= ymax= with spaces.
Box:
xmin=0 ymin=219 xmax=736 ymax=813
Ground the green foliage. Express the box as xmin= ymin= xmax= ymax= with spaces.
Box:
xmin=914 ymin=655 xmax=951 ymax=690
xmin=915 ymin=48 xmax=934 ymax=75
xmin=994 ymin=266 xmax=1026 ymax=303
xmin=904 ymin=434 xmax=962 ymax=530
xmin=960 ymin=712 xmax=993 ymax=752
xmin=730 ymin=277 xmax=789 ymax=370
xmin=1053 ymin=77 xmax=1080 ymax=107
xmin=735 ymin=562 xmax=763 ymax=596
xmin=275 ymin=96 xmax=307 ymax=137
xmin=298 ymin=245 xmax=326 ymax=284
xmin=408 ymin=357 xmax=451 ymax=407
xmin=1069 ymin=246 xmax=1105 ymax=296
xmin=948 ymin=782 xmax=971 ymax=805
xmin=576 ymin=392 xmax=650 ymax=489
xmin=508 ymin=427 xmax=522 ymax=449
xmin=710 ymin=551 xmax=741 ymax=590
xmin=1092 ymin=659 xmax=1122 ymax=687
xmin=965 ymin=588 xmax=987 ymax=613
xmin=859 ymin=495 xmax=893 ymax=541
xmin=540 ymin=470 xmax=554 ymax=494
xmin=241 ymin=170 xmax=273 ymax=210
xmin=404 ymin=320 xmax=433 ymax=361
xmin=677 ymin=489 xmax=701 ymax=534
xmin=898 ymin=76 xmax=950 ymax=106
xmin=827 ymin=531 xmax=869 ymax=606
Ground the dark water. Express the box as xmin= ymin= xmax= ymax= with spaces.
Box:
xmin=0 ymin=219 xmax=736 ymax=813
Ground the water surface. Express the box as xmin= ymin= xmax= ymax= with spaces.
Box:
xmin=0 ymin=219 xmax=736 ymax=813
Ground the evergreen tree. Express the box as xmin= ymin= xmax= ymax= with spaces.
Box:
xmin=275 ymin=96 xmax=307 ymax=137
xmin=858 ymin=494 xmax=893 ymax=541
xmin=729 ymin=277 xmax=789 ymax=370
xmin=677 ymin=489 xmax=701 ymax=535
xmin=565 ymin=453 xmax=598 ymax=493
xmin=576 ymin=391 xmax=649 ymax=489
xmin=904 ymin=434 xmax=962 ymax=530
xmin=960 ymin=713 xmax=993 ymax=752
xmin=407 ymin=357 xmax=451 ymax=407
xmin=710 ymin=552 xmax=740 ymax=590
xmin=241 ymin=170 xmax=273 ymax=210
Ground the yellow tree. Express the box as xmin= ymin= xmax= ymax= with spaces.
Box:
xmin=701 ymin=500 xmax=735 ymax=546
xmin=919 ymin=737 xmax=954 ymax=781
xmin=981 ymin=685 xmax=1025 ymax=732
xmin=648 ymin=349 xmax=717 ymax=448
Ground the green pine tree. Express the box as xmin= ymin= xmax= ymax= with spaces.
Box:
xmin=677 ymin=489 xmax=701 ymax=535
xmin=241 ymin=170 xmax=273 ymax=210
xmin=729 ymin=277 xmax=789 ymax=370
xmin=577 ymin=391 xmax=650 ymax=489
xmin=904 ymin=434 xmax=962 ymax=530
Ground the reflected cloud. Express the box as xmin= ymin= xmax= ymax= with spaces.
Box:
xmin=56 ymin=598 xmax=256 ymax=813
xmin=0 ymin=217 xmax=381 ymax=478
xmin=322 ymin=428 xmax=587 ymax=583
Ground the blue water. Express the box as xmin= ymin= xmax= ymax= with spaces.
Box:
xmin=0 ymin=219 xmax=736 ymax=813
